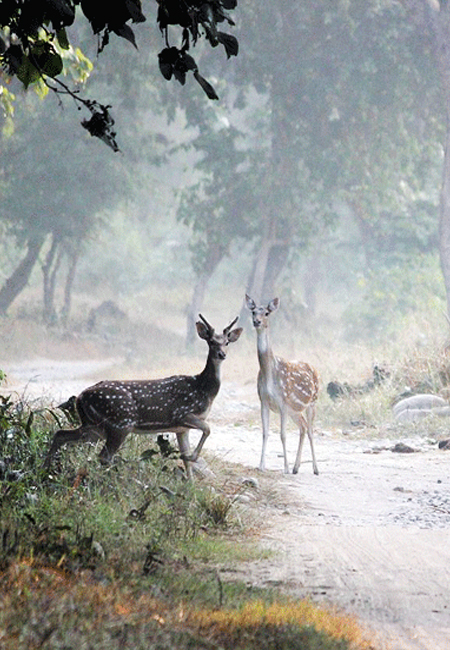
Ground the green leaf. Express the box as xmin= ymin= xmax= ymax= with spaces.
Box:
xmin=173 ymin=65 xmax=187 ymax=85
xmin=17 ymin=56 xmax=41 ymax=89
xmin=217 ymin=32 xmax=238 ymax=58
xmin=56 ymin=28 xmax=70 ymax=50
xmin=158 ymin=48 xmax=175 ymax=80
xmin=50 ymin=0 xmax=76 ymax=26
xmin=193 ymin=70 xmax=219 ymax=100
xmin=40 ymin=52 xmax=64 ymax=78
xmin=125 ymin=0 xmax=146 ymax=23
xmin=113 ymin=24 xmax=137 ymax=49
xmin=181 ymin=51 xmax=197 ymax=72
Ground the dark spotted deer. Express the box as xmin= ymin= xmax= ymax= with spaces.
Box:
xmin=245 ymin=295 xmax=319 ymax=474
xmin=43 ymin=315 xmax=242 ymax=477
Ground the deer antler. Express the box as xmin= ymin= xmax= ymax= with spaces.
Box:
xmin=198 ymin=313 xmax=214 ymax=334
xmin=223 ymin=316 xmax=239 ymax=334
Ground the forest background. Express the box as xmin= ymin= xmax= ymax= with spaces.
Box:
xmin=3 ymin=6 xmax=450 ymax=647
xmin=1 ymin=0 xmax=450 ymax=353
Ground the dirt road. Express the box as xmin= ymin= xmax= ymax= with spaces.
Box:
xmin=210 ymin=384 xmax=450 ymax=650
xmin=5 ymin=361 xmax=450 ymax=650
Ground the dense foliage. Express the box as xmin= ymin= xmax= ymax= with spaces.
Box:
xmin=173 ymin=1 xmax=443 ymax=329
xmin=0 ymin=386 xmax=369 ymax=650
xmin=0 ymin=0 xmax=448 ymax=341
xmin=0 ymin=0 xmax=239 ymax=148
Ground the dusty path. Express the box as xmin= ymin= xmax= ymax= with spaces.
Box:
xmin=208 ymin=384 xmax=450 ymax=650
xmin=213 ymin=431 xmax=450 ymax=650
xmin=4 ymin=361 xmax=450 ymax=649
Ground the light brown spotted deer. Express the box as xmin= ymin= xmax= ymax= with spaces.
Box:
xmin=246 ymin=295 xmax=319 ymax=475
xmin=43 ymin=315 xmax=242 ymax=477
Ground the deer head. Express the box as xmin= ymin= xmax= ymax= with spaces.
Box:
xmin=196 ymin=314 xmax=243 ymax=359
xmin=245 ymin=295 xmax=279 ymax=329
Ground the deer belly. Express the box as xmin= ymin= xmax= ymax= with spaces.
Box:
xmin=134 ymin=402 xmax=211 ymax=432
xmin=258 ymin=380 xmax=282 ymax=412
xmin=132 ymin=422 xmax=186 ymax=434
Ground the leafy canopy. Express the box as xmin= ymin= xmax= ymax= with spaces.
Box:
xmin=0 ymin=0 xmax=239 ymax=149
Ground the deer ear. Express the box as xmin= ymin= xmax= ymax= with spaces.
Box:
xmin=196 ymin=321 xmax=210 ymax=340
xmin=267 ymin=298 xmax=279 ymax=313
xmin=245 ymin=294 xmax=256 ymax=311
xmin=228 ymin=327 xmax=243 ymax=343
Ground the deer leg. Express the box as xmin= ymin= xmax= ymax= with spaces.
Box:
xmin=305 ymin=403 xmax=319 ymax=475
xmin=292 ymin=414 xmax=306 ymax=475
xmin=293 ymin=406 xmax=318 ymax=475
xmin=176 ymin=431 xmax=193 ymax=479
xmin=259 ymin=400 xmax=270 ymax=471
xmin=43 ymin=426 xmax=102 ymax=468
xmin=180 ymin=416 xmax=211 ymax=463
xmin=280 ymin=408 xmax=290 ymax=474
xmin=98 ymin=424 xmax=129 ymax=464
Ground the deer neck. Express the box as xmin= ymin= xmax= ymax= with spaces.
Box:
xmin=198 ymin=352 xmax=222 ymax=397
xmin=255 ymin=328 xmax=276 ymax=379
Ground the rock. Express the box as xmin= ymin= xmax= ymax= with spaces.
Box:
xmin=395 ymin=408 xmax=434 ymax=422
xmin=395 ymin=405 xmax=450 ymax=422
xmin=87 ymin=300 xmax=128 ymax=336
xmin=364 ymin=446 xmax=389 ymax=454
xmin=92 ymin=541 xmax=105 ymax=560
xmin=432 ymin=406 xmax=450 ymax=416
xmin=391 ymin=442 xmax=418 ymax=453
xmin=327 ymin=365 xmax=389 ymax=401
xmin=393 ymin=394 xmax=449 ymax=420
xmin=438 ymin=439 xmax=450 ymax=450
xmin=192 ymin=457 xmax=216 ymax=478
xmin=235 ymin=494 xmax=252 ymax=503
xmin=239 ymin=476 xmax=259 ymax=490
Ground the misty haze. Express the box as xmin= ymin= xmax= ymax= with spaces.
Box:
xmin=2 ymin=2 xmax=450 ymax=650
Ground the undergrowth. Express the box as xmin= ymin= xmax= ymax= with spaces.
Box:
xmin=4 ymin=325 xmax=450 ymax=648
xmin=0 ymin=386 xmax=376 ymax=649
xmin=318 ymin=334 xmax=450 ymax=443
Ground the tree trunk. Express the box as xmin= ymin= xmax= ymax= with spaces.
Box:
xmin=421 ymin=1 xmax=450 ymax=316
xmin=42 ymin=235 xmax=61 ymax=326
xmin=303 ymin=253 xmax=322 ymax=317
xmin=245 ymin=9 xmax=297 ymax=308
xmin=0 ymin=235 xmax=45 ymax=315
xmin=186 ymin=245 xmax=225 ymax=347
xmin=245 ymin=232 xmax=273 ymax=303
xmin=440 ymin=116 xmax=450 ymax=317
xmin=186 ymin=272 xmax=211 ymax=348
xmin=263 ymin=242 xmax=289 ymax=297
xmin=61 ymin=247 xmax=80 ymax=328
xmin=246 ymin=236 xmax=289 ymax=303
xmin=350 ymin=199 xmax=377 ymax=270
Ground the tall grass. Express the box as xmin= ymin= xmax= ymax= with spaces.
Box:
xmin=0 ymin=389 xmax=376 ymax=649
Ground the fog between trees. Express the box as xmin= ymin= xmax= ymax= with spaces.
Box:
xmin=0 ymin=1 xmax=448 ymax=349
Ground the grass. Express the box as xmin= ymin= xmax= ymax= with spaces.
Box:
xmin=189 ymin=600 xmax=372 ymax=649
xmin=0 ymin=560 xmax=374 ymax=650
xmin=0 ymin=388 xmax=377 ymax=650
xmin=4 ymin=308 xmax=450 ymax=649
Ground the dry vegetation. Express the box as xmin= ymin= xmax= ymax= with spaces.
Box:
xmin=2 ymin=287 xmax=450 ymax=649
xmin=0 ymin=432 xmax=376 ymax=650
